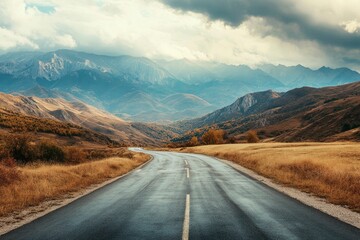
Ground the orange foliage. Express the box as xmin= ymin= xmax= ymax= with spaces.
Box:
xmin=247 ymin=130 xmax=260 ymax=143
xmin=188 ymin=136 xmax=199 ymax=146
xmin=202 ymin=129 xmax=226 ymax=145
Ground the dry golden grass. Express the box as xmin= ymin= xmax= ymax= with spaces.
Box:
xmin=0 ymin=152 xmax=149 ymax=217
xmin=179 ymin=142 xmax=360 ymax=212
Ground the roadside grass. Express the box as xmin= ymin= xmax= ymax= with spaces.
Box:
xmin=0 ymin=151 xmax=149 ymax=217
xmin=179 ymin=142 xmax=360 ymax=213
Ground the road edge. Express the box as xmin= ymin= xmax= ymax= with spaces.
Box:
xmin=0 ymin=154 xmax=154 ymax=236
xmin=211 ymin=156 xmax=360 ymax=229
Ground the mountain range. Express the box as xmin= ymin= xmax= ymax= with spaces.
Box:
xmin=1 ymin=49 xmax=359 ymax=122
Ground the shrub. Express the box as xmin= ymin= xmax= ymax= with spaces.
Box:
xmin=120 ymin=150 xmax=134 ymax=159
xmin=38 ymin=142 xmax=65 ymax=163
xmin=228 ymin=136 xmax=237 ymax=144
xmin=247 ymin=130 xmax=260 ymax=143
xmin=3 ymin=135 xmax=67 ymax=163
xmin=4 ymin=134 xmax=36 ymax=163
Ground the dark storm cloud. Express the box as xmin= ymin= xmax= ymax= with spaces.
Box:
xmin=160 ymin=0 xmax=360 ymax=49
xmin=342 ymin=57 xmax=360 ymax=65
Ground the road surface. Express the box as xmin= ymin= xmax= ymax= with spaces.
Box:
xmin=1 ymin=149 xmax=359 ymax=240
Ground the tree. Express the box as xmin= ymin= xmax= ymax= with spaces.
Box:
xmin=188 ymin=136 xmax=199 ymax=146
xmin=202 ymin=129 xmax=226 ymax=145
xmin=246 ymin=130 xmax=259 ymax=143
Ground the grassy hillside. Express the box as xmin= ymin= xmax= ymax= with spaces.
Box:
xmin=0 ymin=109 xmax=150 ymax=218
xmin=0 ymin=108 xmax=119 ymax=147
xmin=0 ymin=92 xmax=179 ymax=146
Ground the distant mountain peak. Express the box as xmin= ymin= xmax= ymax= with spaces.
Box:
xmin=318 ymin=66 xmax=331 ymax=71
xmin=1 ymin=49 xmax=360 ymax=123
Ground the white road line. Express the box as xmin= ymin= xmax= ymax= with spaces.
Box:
xmin=184 ymin=160 xmax=188 ymax=166
xmin=182 ymin=194 xmax=190 ymax=240
xmin=186 ymin=168 xmax=190 ymax=178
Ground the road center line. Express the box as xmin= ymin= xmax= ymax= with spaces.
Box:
xmin=186 ymin=168 xmax=190 ymax=178
xmin=182 ymin=194 xmax=190 ymax=240
xmin=184 ymin=160 xmax=188 ymax=166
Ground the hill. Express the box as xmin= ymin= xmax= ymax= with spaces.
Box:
xmin=0 ymin=108 xmax=118 ymax=147
xmin=0 ymin=92 xmax=177 ymax=146
xmin=172 ymin=81 xmax=360 ymax=143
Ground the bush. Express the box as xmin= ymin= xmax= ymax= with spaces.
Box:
xmin=4 ymin=134 xmax=36 ymax=163
xmin=119 ymin=150 xmax=134 ymax=159
xmin=38 ymin=142 xmax=65 ymax=163
xmin=247 ymin=130 xmax=260 ymax=143
xmin=228 ymin=136 xmax=237 ymax=144
xmin=3 ymin=135 xmax=67 ymax=163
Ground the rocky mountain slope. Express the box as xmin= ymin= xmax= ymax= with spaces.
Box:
xmin=173 ymin=81 xmax=360 ymax=142
xmin=0 ymin=92 xmax=177 ymax=146
xmin=174 ymin=90 xmax=281 ymax=130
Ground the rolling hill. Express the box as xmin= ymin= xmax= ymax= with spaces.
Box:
xmin=0 ymin=92 xmax=177 ymax=146
xmin=0 ymin=108 xmax=118 ymax=148
xmin=172 ymin=81 xmax=360 ymax=143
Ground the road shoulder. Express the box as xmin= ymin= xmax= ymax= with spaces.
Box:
xmin=217 ymin=157 xmax=360 ymax=229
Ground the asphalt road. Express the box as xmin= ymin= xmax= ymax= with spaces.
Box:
xmin=1 ymin=148 xmax=360 ymax=240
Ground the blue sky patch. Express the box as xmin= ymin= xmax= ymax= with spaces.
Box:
xmin=26 ymin=3 xmax=56 ymax=14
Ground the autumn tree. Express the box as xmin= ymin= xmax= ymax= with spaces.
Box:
xmin=246 ymin=130 xmax=259 ymax=143
xmin=202 ymin=129 xmax=226 ymax=145
xmin=187 ymin=136 xmax=199 ymax=146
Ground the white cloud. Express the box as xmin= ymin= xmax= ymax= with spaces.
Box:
xmin=342 ymin=20 xmax=360 ymax=33
xmin=0 ymin=0 xmax=358 ymax=70
xmin=0 ymin=27 xmax=38 ymax=50
xmin=54 ymin=34 xmax=77 ymax=48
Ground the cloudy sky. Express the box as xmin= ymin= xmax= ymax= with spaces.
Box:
xmin=1 ymin=0 xmax=360 ymax=70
